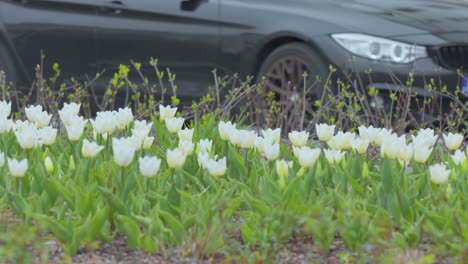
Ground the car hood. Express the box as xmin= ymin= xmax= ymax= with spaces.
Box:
xmin=251 ymin=0 xmax=468 ymax=43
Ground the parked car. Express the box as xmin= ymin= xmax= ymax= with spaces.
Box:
xmin=0 ymin=0 xmax=467 ymax=107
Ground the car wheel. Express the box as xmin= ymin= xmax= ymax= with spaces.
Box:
xmin=254 ymin=42 xmax=329 ymax=129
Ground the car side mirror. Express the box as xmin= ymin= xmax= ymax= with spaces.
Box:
xmin=180 ymin=0 xmax=208 ymax=11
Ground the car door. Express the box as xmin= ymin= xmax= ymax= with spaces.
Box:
xmin=0 ymin=0 xmax=99 ymax=84
xmin=96 ymin=0 xmax=220 ymax=100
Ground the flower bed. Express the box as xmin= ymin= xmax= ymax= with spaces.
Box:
xmin=0 ymin=100 xmax=467 ymax=263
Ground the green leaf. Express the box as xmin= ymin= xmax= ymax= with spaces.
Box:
xmin=158 ymin=209 xmax=184 ymax=244
xmin=98 ymin=186 xmax=128 ymax=215
xmin=87 ymin=207 xmax=108 ymax=243
xmin=116 ymin=215 xmax=141 ymax=249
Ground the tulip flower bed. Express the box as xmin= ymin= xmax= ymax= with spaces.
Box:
xmin=0 ymin=100 xmax=467 ymax=263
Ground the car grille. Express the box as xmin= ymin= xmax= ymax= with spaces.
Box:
xmin=432 ymin=45 xmax=468 ymax=70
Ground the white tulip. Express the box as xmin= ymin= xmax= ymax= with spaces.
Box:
xmin=327 ymin=131 xmax=355 ymax=150
xmin=132 ymin=120 xmax=153 ymax=140
xmin=14 ymin=122 xmax=40 ymax=149
xmin=296 ymin=147 xmax=321 ymax=168
xmin=82 ymin=139 xmax=104 ymax=158
xmin=218 ymin=121 xmax=235 ymax=141
xmin=414 ymin=147 xmax=433 ymax=163
xmin=91 ymin=111 xmax=116 ymax=134
xmin=315 ymin=123 xmax=335 ymax=142
xmin=165 ymin=117 xmax=184 ymax=133
xmin=351 ymin=137 xmax=370 ymax=154
xmin=229 ymin=129 xmax=242 ymax=147
xmin=288 ymin=131 xmax=309 ymax=148
xmin=58 ymin=102 xmax=80 ymax=126
xmin=25 ymin=105 xmax=52 ymax=128
xmin=198 ymin=152 xmax=210 ymax=169
xmin=7 ymin=158 xmax=28 ymax=178
xmin=451 ymin=150 xmax=467 ymax=165
xmin=429 ymin=163 xmax=450 ymax=184
xmin=443 ymin=132 xmax=463 ymax=151
xmin=358 ymin=125 xmax=381 ymax=143
xmin=324 ymin=149 xmax=346 ymax=164
xmin=37 ymin=126 xmax=57 ymax=146
xmin=261 ymin=128 xmax=281 ymax=144
xmin=412 ymin=128 xmax=438 ymax=148
xmin=115 ymin=107 xmax=133 ymax=130
xmin=159 ymin=105 xmax=177 ymax=121
xmin=0 ymin=117 xmax=12 ymax=133
xmin=178 ymin=140 xmax=195 ymax=155
xmin=276 ymin=159 xmax=293 ymax=178
xmin=65 ymin=116 xmax=88 ymax=141
xmin=206 ymin=157 xmax=227 ymax=177
xmin=397 ymin=143 xmax=414 ymax=162
xmin=254 ymin=136 xmax=267 ymax=154
xmin=239 ymin=130 xmax=257 ymax=149
xmin=178 ymin=128 xmax=194 ymax=142
xmin=0 ymin=100 xmax=11 ymax=118
xmin=166 ymin=148 xmax=187 ymax=168
xmin=112 ymin=137 xmax=136 ymax=167
xmin=374 ymin=128 xmax=394 ymax=145
xmin=264 ymin=142 xmax=280 ymax=161
xmin=142 ymin=136 xmax=154 ymax=150
xmin=197 ymin=139 xmax=212 ymax=154
xmin=138 ymin=156 xmax=161 ymax=177
xmin=0 ymin=152 xmax=4 ymax=167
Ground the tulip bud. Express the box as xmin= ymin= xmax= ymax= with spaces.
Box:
xmin=443 ymin=132 xmax=463 ymax=151
xmin=315 ymin=123 xmax=335 ymax=142
xmin=429 ymin=163 xmax=450 ymax=184
xmin=7 ymin=158 xmax=28 ymax=178
xmin=44 ymin=156 xmax=54 ymax=173
xmin=288 ymin=131 xmax=309 ymax=148
xmin=138 ymin=156 xmax=161 ymax=177
xmin=69 ymin=155 xmax=76 ymax=171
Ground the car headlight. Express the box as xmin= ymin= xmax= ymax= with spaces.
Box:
xmin=331 ymin=33 xmax=427 ymax=63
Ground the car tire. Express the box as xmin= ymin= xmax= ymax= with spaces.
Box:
xmin=253 ymin=42 xmax=330 ymax=128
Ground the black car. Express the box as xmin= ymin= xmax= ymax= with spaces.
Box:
xmin=1 ymin=0 xmax=468 ymax=106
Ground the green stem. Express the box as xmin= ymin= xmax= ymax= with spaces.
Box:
xmin=121 ymin=167 xmax=125 ymax=185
